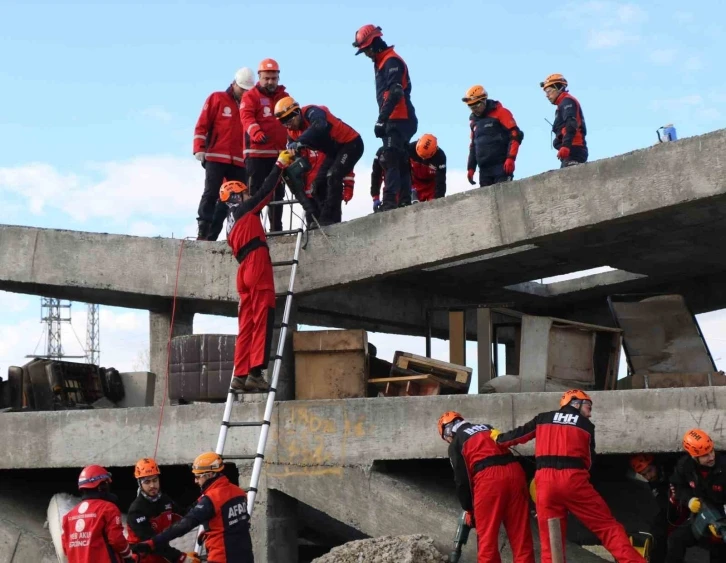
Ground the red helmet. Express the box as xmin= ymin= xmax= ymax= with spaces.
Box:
xmin=258 ymin=58 xmax=280 ymax=73
xmin=353 ymin=25 xmax=383 ymax=55
xmin=629 ymin=454 xmax=654 ymax=474
xmin=78 ymin=465 xmax=112 ymax=489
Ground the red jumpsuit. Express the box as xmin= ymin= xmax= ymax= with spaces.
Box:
xmin=61 ymin=494 xmax=134 ymax=563
xmin=496 ymin=406 xmax=646 ymax=563
xmin=449 ymin=420 xmax=535 ymax=562
xmin=225 ymin=165 xmax=283 ymax=378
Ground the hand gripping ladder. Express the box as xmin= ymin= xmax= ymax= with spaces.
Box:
xmin=194 ymin=196 xmax=305 ymax=555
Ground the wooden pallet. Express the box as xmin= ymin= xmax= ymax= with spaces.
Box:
xmin=393 ymin=351 xmax=472 ymax=387
xmin=369 ymin=373 xmax=468 ymax=397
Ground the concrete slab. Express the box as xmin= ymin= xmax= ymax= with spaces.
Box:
xmin=2 ymin=387 xmax=725 ymax=469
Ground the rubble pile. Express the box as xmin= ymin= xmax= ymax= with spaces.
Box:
xmin=312 ymin=535 xmax=448 ymax=563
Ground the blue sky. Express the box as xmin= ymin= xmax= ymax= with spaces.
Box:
xmin=1 ymin=1 xmax=726 ymax=382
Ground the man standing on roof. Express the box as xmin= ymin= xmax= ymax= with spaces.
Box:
xmin=495 ymin=390 xmax=646 ymax=563
xmin=193 ymin=68 xmax=254 ymax=241
xmin=240 ymin=59 xmax=290 ymax=233
xmin=131 ymin=453 xmax=253 ymax=563
xmin=353 ymin=25 xmax=417 ymax=212
xmin=540 ymin=74 xmax=588 ymax=168
xmin=463 ymin=85 xmax=523 ymax=187
xmin=666 ymin=429 xmax=726 ymax=563
xmin=220 ymin=150 xmax=294 ymax=394
xmin=61 ymin=465 xmax=139 ymax=562
xmin=438 ymin=411 xmax=535 ymax=562
xmin=274 ymin=96 xmax=363 ymax=226
xmin=127 ymin=458 xmax=198 ymax=563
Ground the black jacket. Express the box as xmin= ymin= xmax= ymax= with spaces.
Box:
xmin=670 ymin=453 xmax=726 ymax=506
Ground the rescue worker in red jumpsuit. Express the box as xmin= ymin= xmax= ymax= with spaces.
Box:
xmin=240 ymin=59 xmax=290 ymax=233
xmin=193 ymin=68 xmax=254 ymax=241
xmin=61 ymin=465 xmax=139 ymax=563
xmin=131 ymin=453 xmax=253 ymax=563
xmin=438 ymin=411 xmax=535 ymax=562
xmin=463 ymin=85 xmax=523 ymax=187
xmin=495 ymin=390 xmax=646 ymax=563
xmin=220 ymin=150 xmax=294 ymax=393
xmin=127 ymin=458 xmax=198 ymax=563
xmin=353 ymin=24 xmax=417 ymax=211
xmin=274 ymin=96 xmax=363 ymax=226
xmin=370 ymin=134 xmax=446 ymax=209
xmin=667 ymin=429 xmax=726 ymax=562
xmin=540 ymin=74 xmax=588 ymax=168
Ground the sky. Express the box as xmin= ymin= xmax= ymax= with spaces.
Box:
xmin=1 ymin=0 xmax=726 ymax=387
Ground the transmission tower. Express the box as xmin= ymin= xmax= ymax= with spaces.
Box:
xmin=86 ymin=303 xmax=100 ymax=365
xmin=42 ymin=297 xmax=67 ymax=358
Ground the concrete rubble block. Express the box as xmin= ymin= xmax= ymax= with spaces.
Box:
xmin=117 ymin=372 xmax=156 ymax=408
xmin=310 ymin=535 xmax=447 ymax=563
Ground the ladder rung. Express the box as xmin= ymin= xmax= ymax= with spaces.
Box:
xmin=272 ymin=259 xmax=297 ymax=267
xmin=267 ymin=228 xmax=303 ymax=237
xmin=267 ymin=199 xmax=300 ymax=206
xmin=224 ymin=421 xmax=268 ymax=428
xmin=273 ymin=321 xmax=290 ymax=330
xmin=275 ymin=290 xmax=294 ymax=298
xmin=224 ymin=454 xmax=263 ymax=461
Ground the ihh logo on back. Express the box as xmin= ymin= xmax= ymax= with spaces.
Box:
xmin=553 ymin=413 xmax=579 ymax=425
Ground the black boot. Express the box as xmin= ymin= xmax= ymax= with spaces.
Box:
xmin=196 ymin=220 xmax=211 ymax=241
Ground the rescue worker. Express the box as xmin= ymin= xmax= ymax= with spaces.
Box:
xmin=193 ymin=68 xmax=254 ymax=241
xmin=131 ymin=453 xmax=253 ymax=563
xmin=495 ymin=390 xmax=646 ymax=563
xmin=463 ymin=85 xmax=523 ymax=187
xmin=127 ymin=458 xmax=198 ymax=563
xmin=274 ymin=96 xmax=363 ymax=225
xmin=629 ymin=454 xmax=687 ymax=563
xmin=353 ymin=25 xmax=417 ymax=211
xmin=666 ymin=429 xmax=726 ymax=562
xmin=371 ymin=134 xmax=446 ymax=208
xmin=61 ymin=465 xmax=139 ymax=563
xmin=540 ymin=74 xmax=588 ymax=167
xmin=240 ymin=59 xmax=290 ymax=233
xmin=438 ymin=411 xmax=535 ymax=562
xmin=220 ymin=150 xmax=294 ymax=393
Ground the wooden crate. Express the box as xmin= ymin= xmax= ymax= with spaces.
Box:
xmin=392 ymin=351 xmax=472 ymax=388
xmin=369 ymin=374 xmax=459 ymax=397
xmin=293 ymin=329 xmax=368 ymax=400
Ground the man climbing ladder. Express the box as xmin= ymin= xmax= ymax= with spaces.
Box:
xmin=219 ymin=149 xmax=295 ymax=393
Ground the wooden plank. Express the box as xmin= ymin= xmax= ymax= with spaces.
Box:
xmin=394 ymin=352 xmax=471 ymax=386
xmin=549 ymin=317 xmax=623 ymax=334
xmin=369 ymin=374 xmax=467 ymax=391
xmin=293 ymin=329 xmax=368 ymax=353
xmin=449 ymin=311 xmax=466 ymax=366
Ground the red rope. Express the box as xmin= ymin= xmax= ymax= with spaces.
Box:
xmin=153 ymin=237 xmax=188 ymax=459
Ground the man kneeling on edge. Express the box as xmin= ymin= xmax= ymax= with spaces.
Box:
xmin=220 ymin=150 xmax=295 ymax=394
xmin=495 ymin=390 xmax=646 ymax=563
xmin=666 ymin=428 xmax=726 ymax=563
xmin=127 ymin=458 xmax=198 ymax=562
xmin=438 ymin=411 xmax=535 ymax=562
xmin=132 ymin=453 xmax=253 ymax=563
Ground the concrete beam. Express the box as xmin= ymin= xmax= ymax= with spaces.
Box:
xmin=2 ymin=387 xmax=725 ymax=470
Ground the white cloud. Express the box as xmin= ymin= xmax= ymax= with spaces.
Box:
xmin=140 ymin=106 xmax=173 ymax=123
xmin=697 ymin=107 xmax=722 ymax=120
xmin=554 ymin=2 xmax=646 ymax=50
xmin=683 ymin=56 xmax=704 ymax=72
xmin=0 ymin=290 xmax=33 ymax=313
xmin=673 ymin=11 xmax=694 ymax=24
xmin=650 ymin=94 xmax=703 ymax=111
xmin=587 ymin=29 xmax=638 ymax=49
xmin=649 ymin=48 xmax=678 ymax=65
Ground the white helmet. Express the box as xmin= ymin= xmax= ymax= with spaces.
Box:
xmin=234 ymin=67 xmax=255 ymax=90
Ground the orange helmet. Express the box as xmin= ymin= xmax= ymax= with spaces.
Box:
xmin=560 ymin=389 xmax=592 ymax=408
xmin=219 ymin=180 xmax=247 ymax=203
xmin=683 ymin=429 xmax=714 ymax=457
xmin=416 ymin=134 xmax=438 ymax=160
xmin=437 ymin=411 xmax=463 ymax=440
xmin=192 ymin=452 xmax=225 ymax=475
xmin=629 ymin=454 xmax=654 ymax=474
xmin=134 ymin=458 xmax=160 ymax=479
xmin=258 ymin=58 xmax=280 ymax=73
xmin=540 ymin=73 xmax=568 ymax=90
xmin=353 ymin=25 xmax=383 ymax=54
xmin=274 ymin=96 xmax=300 ymax=120
xmin=462 ymin=85 xmax=488 ymax=106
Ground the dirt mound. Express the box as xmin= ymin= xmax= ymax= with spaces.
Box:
xmin=312 ymin=534 xmax=448 ymax=563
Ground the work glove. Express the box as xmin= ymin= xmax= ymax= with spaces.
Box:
xmin=503 ymin=158 xmax=515 ymax=175
xmin=374 ymin=119 xmax=387 ymax=138
xmin=464 ymin=511 xmax=475 ymax=528
xmin=194 ymin=152 xmax=205 ymax=163
xmin=411 ymin=188 xmax=419 ymax=204
xmin=178 ymin=553 xmax=201 ymax=563
xmin=489 ymin=428 xmax=501 ymax=441
xmin=343 ymin=185 xmax=354 ymax=204
xmin=249 ymin=124 xmax=267 ymax=144
xmin=276 ymin=150 xmax=295 ymax=169
xmin=467 ymin=169 xmax=476 ymax=185
xmin=131 ymin=540 xmax=154 ymax=554
xmin=688 ymin=497 xmax=702 ymax=513
xmin=556 ymin=146 xmax=571 ymax=161
xmin=287 ymin=141 xmax=303 ymax=154
xmin=372 ymin=197 xmax=381 ymax=212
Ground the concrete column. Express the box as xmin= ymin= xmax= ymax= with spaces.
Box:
xmin=519 ymin=315 xmax=553 ymax=392
xmin=477 ymin=308 xmax=493 ymax=392
xmin=268 ymin=299 xmax=297 ymax=401
xmin=245 ymin=467 xmax=299 ymax=563
xmin=149 ymin=308 xmax=194 ymax=406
